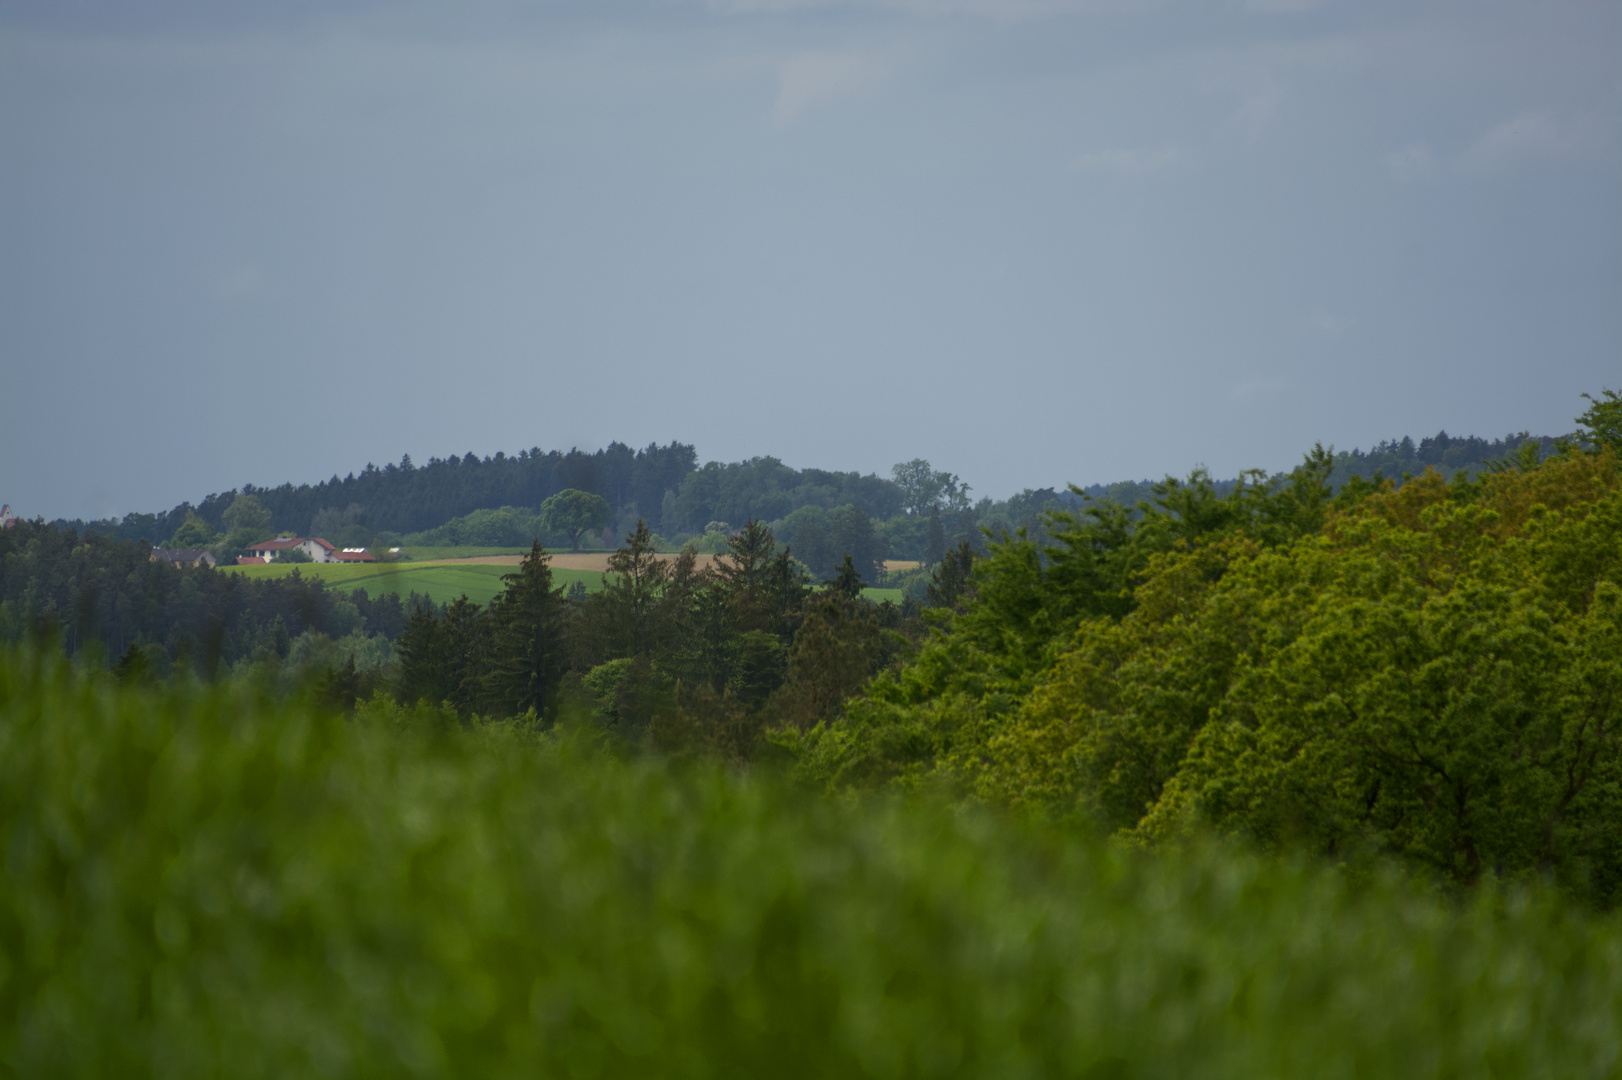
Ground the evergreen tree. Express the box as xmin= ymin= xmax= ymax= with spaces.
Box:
xmin=829 ymin=555 xmax=864 ymax=600
xmin=712 ymin=519 xmax=778 ymax=633
xmin=925 ymin=541 xmax=976 ymax=611
xmin=600 ymin=519 xmax=670 ymax=656
xmin=481 ymin=540 xmax=567 ymax=718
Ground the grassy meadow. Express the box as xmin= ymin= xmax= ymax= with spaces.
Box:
xmin=228 ymin=561 xmax=607 ymax=606
xmin=229 ymin=559 xmax=904 ymax=607
xmin=2 ymin=645 xmax=1618 ymax=1077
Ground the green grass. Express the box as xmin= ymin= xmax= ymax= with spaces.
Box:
xmin=394 ymin=545 xmax=529 ymax=561
xmin=396 ymin=545 xmax=616 ymax=561
xmin=3 ymin=645 xmax=1619 ymax=1078
xmin=227 ymin=562 xmax=605 ymax=606
xmin=229 ymin=562 xmax=897 ymax=609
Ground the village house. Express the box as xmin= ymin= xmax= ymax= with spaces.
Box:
xmin=245 ymin=537 xmax=339 ymax=563
xmin=150 ymin=547 xmax=218 ymax=569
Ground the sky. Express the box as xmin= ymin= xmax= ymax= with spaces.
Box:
xmin=1 ymin=0 xmax=1618 ymax=522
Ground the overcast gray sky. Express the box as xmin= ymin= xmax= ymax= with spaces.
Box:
xmin=2 ymin=0 xmax=1618 ymax=521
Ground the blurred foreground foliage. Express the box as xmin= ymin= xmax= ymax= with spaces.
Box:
xmin=2 ymin=645 xmax=1620 ymax=1078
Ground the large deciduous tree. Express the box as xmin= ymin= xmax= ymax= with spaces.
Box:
xmin=539 ymin=489 xmax=612 ymax=551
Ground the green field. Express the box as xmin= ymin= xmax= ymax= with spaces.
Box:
xmin=395 ymin=545 xmax=529 ymax=561
xmin=229 ymin=561 xmax=605 ymax=606
xmin=229 ymin=562 xmax=901 ymax=608
xmin=5 ymin=646 xmax=1618 ymax=1077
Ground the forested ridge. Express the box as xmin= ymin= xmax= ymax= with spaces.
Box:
xmin=48 ymin=426 xmax=1570 ymax=556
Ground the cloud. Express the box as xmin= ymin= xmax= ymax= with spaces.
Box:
xmin=1222 ymin=73 xmax=1284 ymax=143
xmin=1068 ymin=144 xmax=1181 ymax=175
xmin=1384 ymin=142 xmax=1434 ymax=182
xmin=1457 ymin=110 xmax=1617 ymax=172
xmin=773 ymin=51 xmax=889 ymax=123
xmin=1301 ymin=307 xmax=1348 ymax=335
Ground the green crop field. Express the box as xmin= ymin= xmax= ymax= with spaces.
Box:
xmin=228 ymin=562 xmax=605 ymax=606
xmin=3 ymin=645 xmax=1619 ymax=1078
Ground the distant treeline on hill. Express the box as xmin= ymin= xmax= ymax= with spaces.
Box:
xmin=1072 ymin=429 xmax=1566 ymax=511
xmin=50 ymin=427 xmax=1567 ymax=559
xmin=59 ymin=442 xmax=699 ymax=547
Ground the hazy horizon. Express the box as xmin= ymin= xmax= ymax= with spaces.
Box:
xmin=3 ymin=0 xmax=1618 ymax=521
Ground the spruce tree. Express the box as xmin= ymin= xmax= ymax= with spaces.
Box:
xmin=481 ymin=540 xmax=566 ymax=718
xmin=602 ymin=519 xmax=670 ymax=656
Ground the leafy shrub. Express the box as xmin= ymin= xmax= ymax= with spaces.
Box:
xmin=402 ymin=506 xmax=551 ymax=548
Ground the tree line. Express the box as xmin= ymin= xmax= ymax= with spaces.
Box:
xmin=779 ymin=390 xmax=1622 ymax=907
xmin=0 ymin=519 xmax=412 ymax=682
xmin=392 ymin=522 xmax=927 ymax=758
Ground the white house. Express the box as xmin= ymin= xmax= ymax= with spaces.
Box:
xmin=245 ymin=537 xmax=339 ymax=563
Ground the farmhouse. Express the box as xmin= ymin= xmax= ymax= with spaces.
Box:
xmin=332 ymin=548 xmax=376 ymax=563
xmin=246 ymin=537 xmax=338 ymax=563
xmin=150 ymin=547 xmax=217 ymax=569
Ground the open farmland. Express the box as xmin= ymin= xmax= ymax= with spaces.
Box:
xmin=227 ymin=557 xmax=901 ymax=606
xmin=229 ymin=561 xmax=606 ymax=607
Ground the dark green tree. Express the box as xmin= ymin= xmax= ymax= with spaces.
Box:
xmin=924 ymin=511 xmax=946 ymax=567
xmin=600 ymin=519 xmax=670 ymax=657
xmin=829 ymin=555 xmax=864 ymax=600
xmin=481 ymin=540 xmax=568 ymax=718
xmin=395 ymin=603 xmax=451 ymax=706
xmin=827 ymin=505 xmax=885 ymax=584
xmin=712 ymin=520 xmax=779 ymax=633
xmin=925 ymin=541 xmax=976 ymax=611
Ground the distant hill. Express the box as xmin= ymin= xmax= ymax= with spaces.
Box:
xmin=51 ymin=428 xmax=1567 ymax=552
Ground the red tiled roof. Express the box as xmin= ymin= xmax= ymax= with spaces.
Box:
xmin=247 ymin=536 xmax=337 ymax=552
xmin=236 ymin=556 xmax=267 ymax=565
xmin=247 ymin=538 xmax=301 ymax=551
xmin=332 ymin=550 xmax=376 ymax=562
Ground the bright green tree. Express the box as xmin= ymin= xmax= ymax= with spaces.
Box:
xmin=222 ymin=493 xmax=272 ymax=535
xmin=169 ymin=512 xmax=217 ymax=548
xmin=1578 ymin=388 xmax=1622 ymax=451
